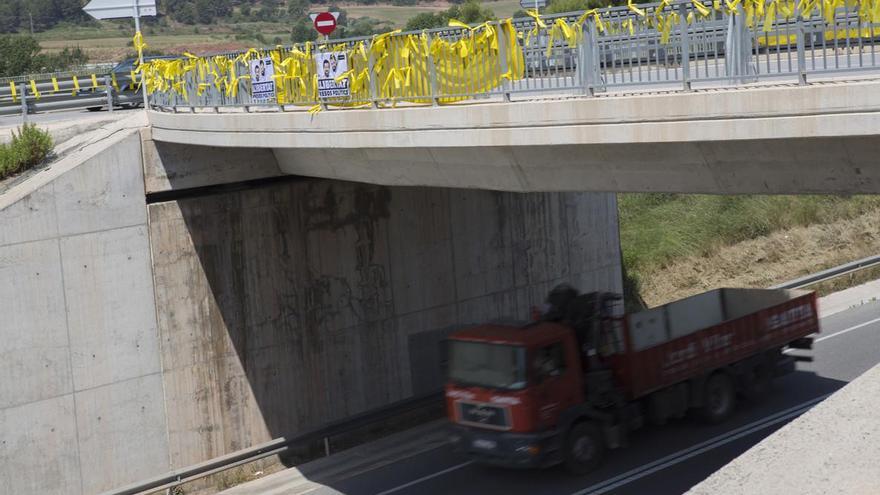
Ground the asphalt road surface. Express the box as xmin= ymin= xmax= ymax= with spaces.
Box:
xmin=0 ymin=106 xmax=142 ymax=128
xmin=223 ymin=298 xmax=880 ymax=495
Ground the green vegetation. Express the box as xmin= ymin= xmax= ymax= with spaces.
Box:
xmin=545 ymin=0 xmax=611 ymax=14
xmin=0 ymin=0 xmax=88 ymax=33
xmin=405 ymin=1 xmax=497 ymax=31
xmin=619 ymin=194 xmax=880 ymax=297
xmin=0 ymin=35 xmax=88 ymax=76
xmin=0 ymin=124 xmax=53 ymax=181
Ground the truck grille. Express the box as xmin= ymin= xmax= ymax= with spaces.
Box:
xmin=457 ymin=402 xmax=511 ymax=430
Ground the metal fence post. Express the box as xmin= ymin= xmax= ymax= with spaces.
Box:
xmin=368 ymin=49 xmax=379 ymax=109
xmin=104 ymin=75 xmax=114 ymax=112
xmin=796 ymin=7 xmax=807 ymax=85
xmin=426 ymin=34 xmax=441 ymax=106
xmin=678 ymin=3 xmax=691 ymax=91
xmin=496 ymin=22 xmax=511 ymax=102
xmin=19 ymin=83 xmax=27 ymax=123
xmin=738 ymin=5 xmax=754 ymax=83
xmin=580 ymin=18 xmax=596 ymax=96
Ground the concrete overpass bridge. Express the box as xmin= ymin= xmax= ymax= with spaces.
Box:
xmin=4 ymin=2 xmax=880 ymax=494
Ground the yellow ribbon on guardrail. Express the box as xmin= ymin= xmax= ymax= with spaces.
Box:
xmin=133 ymin=30 xmax=147 ymax=61
xmin=29 ymin=80 xmax=40 ymax=100
xmin=9 ymin=82 xmax=16 ymax=102
xmin=72 ymin=75 xmax=80 ymax=94
xmin=136 ymin=0 xmax=880 ymax=112
xmin=51 ymin=77 xmax=59 ymax=93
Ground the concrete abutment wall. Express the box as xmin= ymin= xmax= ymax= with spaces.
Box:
xmin=147 ymin=180 xmax=622 ymax=467
xmin=0 ymin=129 xmax=169 ymax=495
xmin=1 ymin=128 xmax=623 ymax=493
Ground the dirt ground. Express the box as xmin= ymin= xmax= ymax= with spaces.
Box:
xmin=639 ymin=207 xmax=880 ymax=307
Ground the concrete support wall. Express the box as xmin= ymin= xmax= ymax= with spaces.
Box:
xmin=147 ymin=180 xmax=622 ymax=468
xmin=0 ymin=131 xmax=169 ymax=495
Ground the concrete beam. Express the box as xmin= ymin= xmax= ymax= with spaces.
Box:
xmin=148 ymin=81 xmax=880 ymax=194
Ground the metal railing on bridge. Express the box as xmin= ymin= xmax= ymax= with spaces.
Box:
xmin=143 ymin=0 xmax=880 ymax=113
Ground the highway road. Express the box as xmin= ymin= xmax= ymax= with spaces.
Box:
xmin=222 ymin=297 xmax=880 ymax=495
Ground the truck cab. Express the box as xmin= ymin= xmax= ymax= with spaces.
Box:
xmin=446 ymin=322 xmax=595 ymax=469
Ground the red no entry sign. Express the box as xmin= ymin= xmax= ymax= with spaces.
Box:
xmin=313 ymin=12 xmax=338 ymax=36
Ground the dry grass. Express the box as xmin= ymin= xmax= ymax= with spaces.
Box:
xmin=638 ymin=208 xmax=880 ymax=307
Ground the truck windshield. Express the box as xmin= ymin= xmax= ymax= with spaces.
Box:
xmin=448 ymin=340 xmax=527 ymax=390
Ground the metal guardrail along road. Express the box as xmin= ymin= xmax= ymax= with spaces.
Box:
xmin=0 ymin=70 xmax=144 ymax=120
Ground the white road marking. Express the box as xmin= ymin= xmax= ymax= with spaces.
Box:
xmin=569 ymin=394 xmax=831 ymax=495
xmin=814 ymin=315 xmax=880 ymax=344
xmin=374 ymin=461 xmax=473 ymax=495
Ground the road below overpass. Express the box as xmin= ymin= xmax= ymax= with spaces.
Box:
xmin=221 ymin=297 xmax=880 ymax=495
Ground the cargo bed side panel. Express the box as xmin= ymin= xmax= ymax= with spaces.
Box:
xmin=625 ymin=293 xmax=818 ymax=399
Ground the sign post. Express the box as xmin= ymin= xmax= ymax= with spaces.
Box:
xmin=84 ymin=0 xmax=156 ymax=109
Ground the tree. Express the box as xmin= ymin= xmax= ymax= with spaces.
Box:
xmin=456 ymin=0 xmax=495 ymax=24
xmin=287 ymin=0 xmax=310 ymax=19
xmin=195 ymin=0 xmax=216 ymax=23
xmin=55 ymin=0 xmax=89 ymax=24
xmin=0 ymin=1 xmax=22 ymax=33
xmin=546 ymin=0 xmax=608 ymax=14
xmin=405 ymin=12 xmax=442 ymax=31
xmin=291 ymin=18 xmax=313 ymax=42
xmin=0 ymin=35 xmax=42 ymax=76
xmin=177 ymin=3 xmax=197 ymax=24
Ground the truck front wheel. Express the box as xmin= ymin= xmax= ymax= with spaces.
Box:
xmin=700 ymin=372 xmax=736 ymax=424
xmin=564 ymin=422 xmax=605 ymax=475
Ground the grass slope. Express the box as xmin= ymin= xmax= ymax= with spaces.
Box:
xmin=620 ymin=194 xmax=880 ymax=306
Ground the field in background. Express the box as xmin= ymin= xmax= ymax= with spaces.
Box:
xmin=35 ymin=0 xmax=523 ymax=62
xmin=621 ymin=194 xmax=880 ymax=306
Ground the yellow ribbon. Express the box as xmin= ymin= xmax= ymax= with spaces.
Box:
xmin=29 ymin=80 xmax=40 ymax=99
xmin=9 ymin=81 xmax=16 ymax=102
xmin=51 ymin=77 xmax=59 ymax=93
xmin=692 ymin=0 xmax=712 ymax=16
xmin=628 ymin=0 xmax=647 ymax=17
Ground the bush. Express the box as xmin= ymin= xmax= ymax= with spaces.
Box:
xmin=0 ymin=124 xmax=53 ymax=180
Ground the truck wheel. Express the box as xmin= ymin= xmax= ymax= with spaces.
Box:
xmin=700 ymin=372 xmax=736 ymax=424
xmin=564 ymin=422 xmax=605 ymax=475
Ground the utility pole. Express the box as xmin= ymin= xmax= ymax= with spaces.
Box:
xmin=29 ymin=12 xmax=34 ymax=35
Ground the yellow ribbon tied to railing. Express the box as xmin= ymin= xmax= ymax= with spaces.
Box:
xmin=133 ymin=31 xmax=147 ymax=61
xmin=8 ymin=81 xmax=16 ymax=102
xmin=29 ymin=80 xmax=40 ymax=100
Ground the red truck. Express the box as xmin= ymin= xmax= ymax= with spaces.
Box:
xmin=445 ymin=286 xmax=818 ymax=473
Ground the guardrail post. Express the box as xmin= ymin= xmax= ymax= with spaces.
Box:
xmin=104 ymin=75 xmax=114 ymax=113
xmin=19 ymin=83 xmax=27 ymax=123
xmin=368 ymin=48 xmax=379 ymax=109
xmin=580 ymin=18 xmax=597 ymax=96
xmin=796 ymin=7 xmax=807 ymax=85
xmin=678 ymin=3 xmax=691 ymax=91
xmin=426 ymin=35 xmax=441 ymax=106
xmin=496 ymin=22 xmax=511 ymax=102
